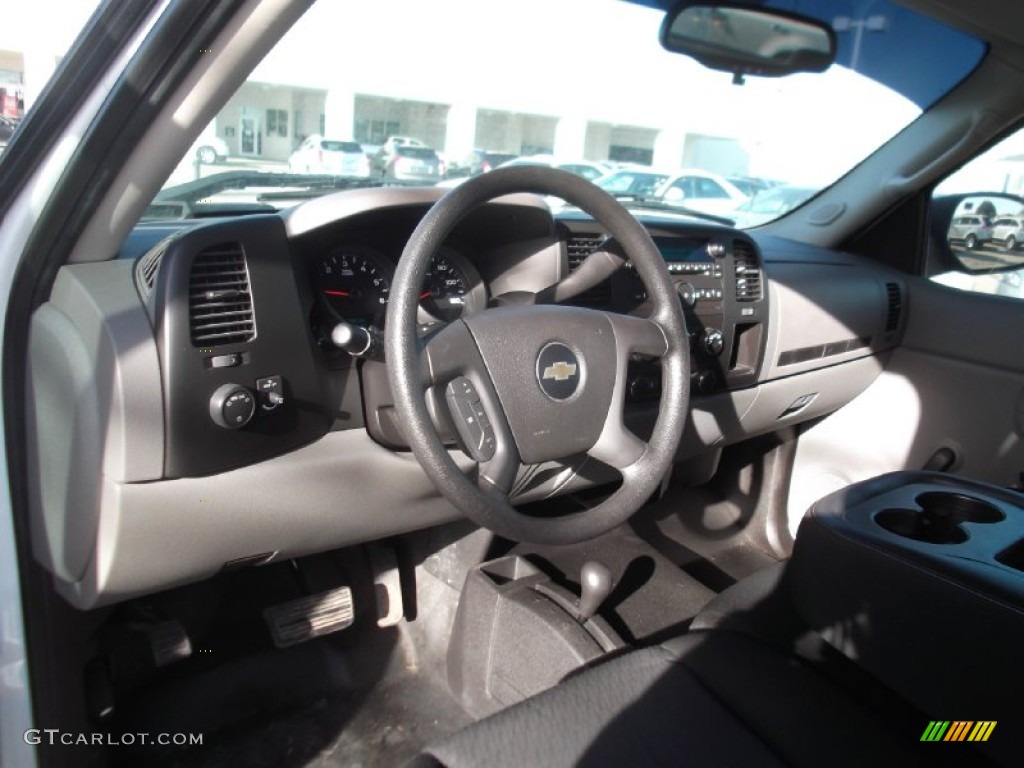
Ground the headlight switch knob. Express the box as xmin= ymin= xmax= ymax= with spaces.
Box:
xmin=209 ymin=384 xmax=256 ymax=430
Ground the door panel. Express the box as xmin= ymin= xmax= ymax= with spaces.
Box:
xmin=787 ymin=277 xmax=1024 ymax=534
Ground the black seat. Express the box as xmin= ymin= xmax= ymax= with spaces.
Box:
xmin=414 ymin=561 xmax=991 ymax=768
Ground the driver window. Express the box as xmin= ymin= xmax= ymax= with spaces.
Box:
xmin=931 ymin=127 xmax=1024 ymax=301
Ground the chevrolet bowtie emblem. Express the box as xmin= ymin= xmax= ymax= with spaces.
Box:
xmin=543 ymin=361 xmax=577 ymax=381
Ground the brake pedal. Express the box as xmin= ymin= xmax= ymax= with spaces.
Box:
xmin=264 ymin=586 xmax=354 ymax=648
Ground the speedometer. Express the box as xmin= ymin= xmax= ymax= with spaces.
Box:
xmin=420 ymin=250 xmax=472 ymax=322
xmin=418 ymin=247 xmax=488 ymax=323
xmin=316 ymin=246 xmax=391 ymax=328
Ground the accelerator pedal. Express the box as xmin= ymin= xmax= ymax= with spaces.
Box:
xmin=264 ymin=586 xmax=355 ymax=648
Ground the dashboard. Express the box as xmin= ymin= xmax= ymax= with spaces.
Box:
xmin=26 ymin=186 xmax=908 ymax=608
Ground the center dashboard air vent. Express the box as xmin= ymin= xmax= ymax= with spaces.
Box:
xmin=733 ymin=239 xmax=762 ymax=302
xmin=565 ymin=232 xmax=611 ymax=306
xmin=188 ymin=242 xmax=256 ymax=347
xmin=566 ymin=233 xmax=606 ymax=271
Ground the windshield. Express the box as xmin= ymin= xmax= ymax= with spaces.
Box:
xmin=8 ymin=0 xmax=983 ymax=226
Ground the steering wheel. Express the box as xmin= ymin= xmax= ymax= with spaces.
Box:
xmin=385 ymin=166 xmax=689 ymax=545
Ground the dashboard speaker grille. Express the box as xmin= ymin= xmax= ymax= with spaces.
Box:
xmin=885 ymin=282 xmax=902 ymax=332
xmin=188 ymin=242 xmax=256 ymax=347
xmin=733 ymin=239 xmax=762 ymax=302
xmin=565 ymin=233 xmax=611 ymax=306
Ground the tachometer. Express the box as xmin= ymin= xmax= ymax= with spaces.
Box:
xmin=316 ymin=246 xmax=391 ymax=328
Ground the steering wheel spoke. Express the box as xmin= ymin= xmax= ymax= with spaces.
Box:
xmin=586 ymin=312 xmax=667 ymax=471
xmin=605 ymin=312 xmax=669 ymax=358
xmin=420 ymin=321 xmax=520 ymax=493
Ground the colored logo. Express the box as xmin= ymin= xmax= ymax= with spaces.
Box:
xmin=920 ymin=721 xmax=996 ymax=742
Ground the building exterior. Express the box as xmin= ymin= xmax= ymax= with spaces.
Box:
xmin=206 ymin=79 xmax=749 ymax=177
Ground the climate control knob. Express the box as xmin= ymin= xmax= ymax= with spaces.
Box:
xmin=701 ymin=328 xmax=725 ymax=357
xmin=209 ymin=384 xmax=256 ymax=430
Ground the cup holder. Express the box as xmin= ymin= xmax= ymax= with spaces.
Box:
xmin=874 ymin=491 xmax=1004 ymax=544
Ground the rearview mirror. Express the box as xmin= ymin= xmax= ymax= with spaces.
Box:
xmin=661 ymin=3 xmax=836 ymax=82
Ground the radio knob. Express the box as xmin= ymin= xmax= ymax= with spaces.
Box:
xmin=210 ymin=384 xmax=256 ymax=429
xmin=676 ymin=281 xmax=697 ymax=307
xmin=701 ymin=328 xmax=725 ymax=357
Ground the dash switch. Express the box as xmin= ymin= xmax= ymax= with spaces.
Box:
xmin=256 ymin=375 xmax=285 ymax=410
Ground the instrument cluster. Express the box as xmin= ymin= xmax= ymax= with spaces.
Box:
xmin=312 ymin=243 xmax=487 ymax=333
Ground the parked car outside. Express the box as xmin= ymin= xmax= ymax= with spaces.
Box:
xmin=947 ymin=214 xmax=994 ymax=249
xmin=382 ymin=144 xmax=444 ymax=182
xmin=991 ymin=215 xmax=1024 ymax=250
xmin=190 ymin=133 xmax=230 ymax=165
xmin=498 ymin=155 xmax=611 ymax=181
xmin=448 ymin=149 xmax=520 ymax=178
xmin=381 ymin=135 xmax=425 ymax=151
xmin=557 ymin=161 xmax=610 ymax=181
xmin=372 ymin=135 xmax=429 ymax=173
xmin=652 ymin=169 xmax=750 ymax=217
xmin=594 ymin=166 xmax=672 ymax=197
xmin=731 ymin=185 xmax=819 ymax=228
xmin=726 ymin=175 xmax=778 ymax=198
xmin=288 ymin=136 xmax=371 ymax=177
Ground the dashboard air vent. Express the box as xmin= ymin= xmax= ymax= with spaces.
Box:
xmin=885 ymin=282 xmax=902 ymax=332
xmin=188 ymin=242 xmax=256 ymax=347
xmin=733 ymin=239 xmax=762 ymax=302
xmin=566 ymin=233 xmax=606 ymax=272
xmin=565 ymin=232 xmax=611 ymax=306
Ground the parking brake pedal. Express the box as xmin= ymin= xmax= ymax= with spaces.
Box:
xmin=264 ymin=586 xmax=354 ymax=648
xmin=369 ymin=544 xmax=404 ymax=628
xmin=147 ymin=620 xmax=193 ymax=667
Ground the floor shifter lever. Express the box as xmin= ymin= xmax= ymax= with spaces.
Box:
xmin=577 ymin=561 xmax=613 ymax=621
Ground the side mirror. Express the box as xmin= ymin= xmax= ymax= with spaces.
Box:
xmin=931 ymin=193 xmax=1024 ymax=275
xmin=661 ymin=2 xmax=836 ymax=82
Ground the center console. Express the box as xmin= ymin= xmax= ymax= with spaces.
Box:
xmin=788 ymin=471 xmax=1023 ymax=764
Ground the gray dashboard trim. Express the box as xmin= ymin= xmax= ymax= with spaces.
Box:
xmin=58 ymin=430 xmax=472 ymax=609
xmin=27 ymin=261 xmax=165 ymax=584
xmin=45 ymin=261 xmax=166 ymax=482
xmin=283 ymin=186 xmax=552 ymax=238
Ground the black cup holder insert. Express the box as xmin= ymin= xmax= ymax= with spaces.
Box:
xmin=874 ymin=491 xmax=1004 ymax=544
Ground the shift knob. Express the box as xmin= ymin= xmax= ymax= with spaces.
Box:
xmin=578 ymin=561 xmax=613 ymax=621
